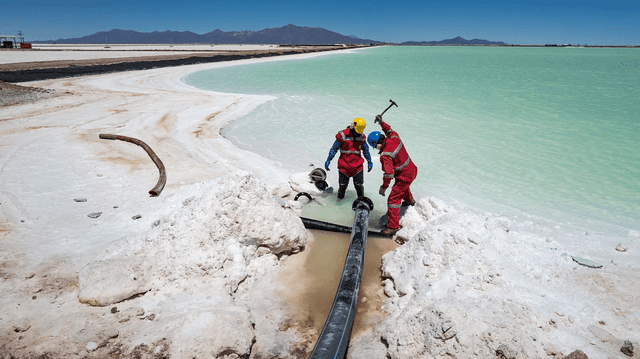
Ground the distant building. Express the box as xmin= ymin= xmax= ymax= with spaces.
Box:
xmin=1 ymin=35 xmax=26 ymax=48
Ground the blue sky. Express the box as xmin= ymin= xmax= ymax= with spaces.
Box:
xmin=2 ymin=0 xmax=639 ymax=45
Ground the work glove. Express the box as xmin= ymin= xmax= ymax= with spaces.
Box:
xmin=374 ymin=115 xmax=382 ymax=124
xmin=367 ymin=161 xmax=373 ymax=172
xmin=325 ymin=160 xmax=331 ymax=171
xmin=379 ymin=185 xmax=387 ymax=196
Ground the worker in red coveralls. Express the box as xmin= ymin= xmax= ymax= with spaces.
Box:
xmin=325 ymin=118 xmax=373 ymax=199
xmin=367 ymin=115 xmax=417 ymax=236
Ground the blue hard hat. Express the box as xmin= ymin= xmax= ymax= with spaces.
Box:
xmin=367 ymin=131 xmax=382 ymax=148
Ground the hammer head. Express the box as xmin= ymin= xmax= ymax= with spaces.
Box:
xmin=390 ymin=99 xmax=398 ymax=107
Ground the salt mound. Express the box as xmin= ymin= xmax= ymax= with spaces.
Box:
xmin=78 ymin=170 xmax=307 ymax=304
xmin=349 ymin=196 xmax=633 ymax=358
xmin=73 ymin=171 xmax=308 ymax=357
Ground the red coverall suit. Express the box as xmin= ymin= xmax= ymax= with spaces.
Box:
xmin=333 ymin=127 xmax=369 ymax=198
xmin=379 ymin=121 xmax=418 ymax=229
xmin=336 ymin=128 xmax=366 ymax=177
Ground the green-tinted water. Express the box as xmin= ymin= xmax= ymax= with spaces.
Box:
xmin=184 ymin=46 xmax=640 ymax=233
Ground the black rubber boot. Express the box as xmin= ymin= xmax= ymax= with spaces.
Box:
xmin=353 ymin=171 xmax=364 ymax=198
xmin=337 ymin=185 xmax=347 ymax=199
xmin=337 ymin=172 xmax=349 ymax=199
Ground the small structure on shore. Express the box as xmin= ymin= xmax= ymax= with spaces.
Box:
xmin=1 ymin=34 xmax=29 ymax=48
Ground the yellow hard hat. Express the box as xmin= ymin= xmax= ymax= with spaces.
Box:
xmin=353 ymin=117 xmax=366 ymax=134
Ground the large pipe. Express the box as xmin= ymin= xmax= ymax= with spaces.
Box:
xmin=300 ymin=216 xmax=384 ymax=237
xmin=308 ymin=196 xmax=374 ymax=359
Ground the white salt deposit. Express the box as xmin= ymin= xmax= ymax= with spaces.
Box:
xmin=350 ymin=198 xmax=639 ymax=358
xmin=1 ymin=47 xmax=638 ymax=358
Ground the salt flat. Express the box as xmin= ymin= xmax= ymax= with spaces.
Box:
xmin=1 ymin=45 xmax=638 ymax=359
xmin=0 ymin=43 xmax=286 ymax=64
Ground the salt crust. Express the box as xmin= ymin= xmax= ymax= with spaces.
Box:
xmin=75 ymin=171 xmax=309 ymax=357
xmin=349 ymin=197 xmax=639 ymax=358
xmin=1 ymin=48 xmax=638 ymax=358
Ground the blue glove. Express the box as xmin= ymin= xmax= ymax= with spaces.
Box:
xmin=362 ymin=140 xmax=373 ymax=172
xmin=325 ymin=160 xmax=331 ymax=171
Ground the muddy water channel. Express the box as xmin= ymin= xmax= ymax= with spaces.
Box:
xmin=277 ymin=229 xmax=398 ymax=347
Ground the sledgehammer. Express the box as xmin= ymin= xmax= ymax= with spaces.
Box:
xmin=374 ymin=99 xmax=398 ymax=123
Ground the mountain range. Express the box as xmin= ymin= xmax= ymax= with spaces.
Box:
xmin=403 ymin=36 xmax=506 ymax=45
xmin=40 ymin=24 xmax=506 ymax=46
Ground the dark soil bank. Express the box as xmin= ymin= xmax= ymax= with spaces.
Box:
xmin=0 ymin=46 xmax=361 ymax=83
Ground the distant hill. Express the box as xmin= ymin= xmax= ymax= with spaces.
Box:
xmin=41 ymin=24 xmax=384 ymax=45
xmin=402 ymin=36 xmax=506 ymax=45
xmin=36 ymin=26 xmax=508 ymax=46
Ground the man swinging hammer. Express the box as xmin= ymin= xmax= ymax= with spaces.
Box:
xmin=368 ymin=114 xmax=417 ymax=236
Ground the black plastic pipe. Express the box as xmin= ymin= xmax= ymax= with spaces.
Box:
xmin=301 ymin=216 xmax=385 ymax=237
xmin=308 ymin=197 xmax=374 ymax=359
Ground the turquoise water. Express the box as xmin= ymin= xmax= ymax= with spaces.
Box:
xmin=184 ymin=46 xmax=640 ymax=234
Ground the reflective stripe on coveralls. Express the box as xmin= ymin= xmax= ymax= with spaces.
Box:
xmin=395 ymin=157 xmax=412 ymax=172
xmin=336 ymin=128 xmax=367 ymax=177
xmin=379 ymin=123 xmax=417 ymax=229
xmin=381 ymin=139 xmax=412 ymax=172
xmin=340 ymin=150 xmax=362 ymax=155
xmin=339 ymin=131 xmax=365 ymax=142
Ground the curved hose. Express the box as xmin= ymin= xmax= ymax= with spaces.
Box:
xmin=294 ymin=192 xmax=313 ymax=201
xmin=99 ymin=134 xmax=166 ymax=197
